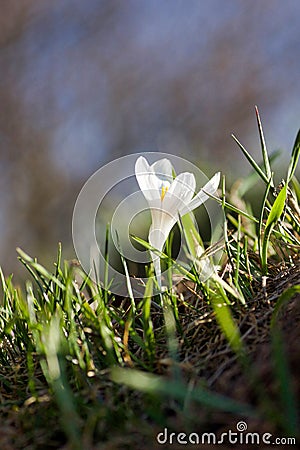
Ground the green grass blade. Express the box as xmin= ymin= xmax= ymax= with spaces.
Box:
xmin=131 ymin=234 xmax=197 ymax=283
xmin=255 ymin=106 xmax=273 ymax=185
xmin=141 ymin=277 xmax=156 ymax=364
xmin=231 ymin=133 xmax=269 ymax=184
xmin=210 ymin=287 xmax=243 ymax=352
xmin=291 ymin=176 xmax=300 ymax=202
xmin=270 ymin=285 xmax=300 ymax=435
xmin=287 ymin=129 xmax=300 ymax=182
xmin=258 ymin=175 xmax=272 ymax=269
xmin=262 ymin=184 xmax=287 ymax=275
xmin=180 ymin=212 xmax=204 ymax=258
xmin=111 ymin=368 xmax=255 ymax=416
xmin=270 ymin=285 xmax=300 ymax=328
xmin=39 ymin=314 xmax=81 ymax=449
xmin=203 ymin=191 xmax=259 ymax=223
xmin=17 ymin=248 xmax=65 ymax=290
xmin=271 ymin=329 xmax=298 ymax=435
xmin=233 ymin=215 xmax=241 ymax=289
xmin=115 ymin=230 xmax=136 ymax=313
xmin=265 ymin=184 xmax=288 ymax=230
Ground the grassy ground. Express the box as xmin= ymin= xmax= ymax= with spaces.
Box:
xmin=1 ymin=116 xmax=299 ymax=449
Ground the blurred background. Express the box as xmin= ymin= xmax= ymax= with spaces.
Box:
xmin=0 ymin=0 xmax=299 ymax=279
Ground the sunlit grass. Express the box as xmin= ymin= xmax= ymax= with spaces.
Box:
xmin=0 ymin=113 xmax=299 ymax=448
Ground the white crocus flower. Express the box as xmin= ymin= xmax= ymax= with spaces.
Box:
xmin=135 ymin=156 xmax=220 ymax=287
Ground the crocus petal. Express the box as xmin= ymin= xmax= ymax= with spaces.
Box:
xmin=149 ymin=209 xmax=177 ymax=253
xmin=135 ymin=156 xmax=162 ymax=201
xmin=149 ymin=211 xmax=178 ymax=287
xmin=164 ymin=172 xmax=196 ymax=216
xmin=151 ymin=158 xmax=173 ymax=184
xmin=180 ymin=172 xmax=220 ymax=215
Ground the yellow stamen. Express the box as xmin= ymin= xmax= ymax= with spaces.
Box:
xmin=161 ymin=186 xmax=168 ymax=201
